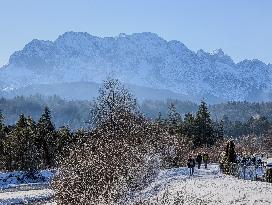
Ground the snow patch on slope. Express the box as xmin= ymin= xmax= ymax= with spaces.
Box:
xmin=1 ymin=32 xmax=272 ymax=102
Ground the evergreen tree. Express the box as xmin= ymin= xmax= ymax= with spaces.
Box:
xmin=213 ymin=120 xmax=224 ymax=142
xmin=226 ymin=140 xmax=236 ymax=163
xmin=25 ymin=116 xmax=42 ymax=172
xmin=3 ymin=114 xmax=42 ymax=171
xmin=183 ymin=112 xmax=195 ymax=139
xmin=155 ymin=112 xmax=163 ymax=125
xmin=194 ymin=101 xmax=215 ymax=147
xmin=154 ymin=112 xmax=167 ymax=136
xmin=167 ymin=103 xmax=182 ymax=135
xmin=6 ymin=114 xmax=28 ymax=170
xmin=37 ymin=106 xmax=56 ymax=167
xmin=217 ymin=120 xmax=224 ymax=139
xmin=56 ymin=126 xmax=72 ymax=158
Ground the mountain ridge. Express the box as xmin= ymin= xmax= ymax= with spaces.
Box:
xmin=1 ymin=31 xmax=272 ymax=103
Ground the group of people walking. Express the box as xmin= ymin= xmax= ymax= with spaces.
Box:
xmin=187 ymin=153 xmax=209 ymax=175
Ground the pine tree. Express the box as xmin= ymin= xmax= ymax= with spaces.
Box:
xmin=6 ymin=114 xmax=28 ymax=170
xmin=167 ymin=103 xmax=182 ymax=135
xmin=37 ymin=106 xmax=56 ymax=168
xmin=217 ymin=120 xmax=224 ymax=140
xmin=56 ymin=126 xmax=72 ymax=158
xmin=183 ymin=112 xmax=195 ymax=139
xmin=226 ymin=140 xmax=236 ymax=163
xmin=154 ymin=112 xmax=167 ymax=136
xmin=25 ymin=116 xmax=42 ymax=172
xmin=194 ymin=101 xmax=215 ymax=147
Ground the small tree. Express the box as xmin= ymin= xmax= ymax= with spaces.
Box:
xmin=222 ymin=140 xmax=237 ymax=175
xmin=225 ymin=140 xmax=236 ymax=163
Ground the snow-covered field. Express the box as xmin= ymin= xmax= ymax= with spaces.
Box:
xmin=1 ymin=165 xmax=272 ymax=204
xmin=0 ymin=188 xmax=53 ymax=205
xmin=131 ymin=164 xmax=272 ymax=205
xmin=0 ymin=170 xmax=54 ymax=204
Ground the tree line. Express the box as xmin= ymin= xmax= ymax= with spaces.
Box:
xmin=0 ymin=107 xmax=80 ymax=171
xmin=2 ymin=96 xmax=272 ymax=139
xmin=0 ymin=90 xmax=223 ymax=173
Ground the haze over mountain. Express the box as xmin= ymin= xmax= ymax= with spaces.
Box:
xmin=1 ymin=31 xmax=271 ymax=103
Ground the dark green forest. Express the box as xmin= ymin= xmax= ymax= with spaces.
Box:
xmin=0 ymin=86 xmax=223 ymax=172
xmin=1 ymin=95 xmax=272 ymax=137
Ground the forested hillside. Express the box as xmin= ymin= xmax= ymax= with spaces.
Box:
xmin=2 ymin=96 xmax=272 ymax=137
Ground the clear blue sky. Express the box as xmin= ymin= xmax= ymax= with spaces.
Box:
xmin=0 ymin=0 xmax=271 ymax=66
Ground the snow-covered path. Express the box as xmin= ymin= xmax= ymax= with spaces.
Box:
xmin=0 ymin=170 xmax=54 ymax=204
xmin=1 ymin=165 xmax=272 ymax=204
xmin=0 ymin=187 xmax=53 ymax=205
xmin=132 ymin=164 xmax=272 ymax=205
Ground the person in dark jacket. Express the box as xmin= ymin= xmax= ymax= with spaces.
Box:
xmin=187 ymin=156 xmax=196 ymax=175
xmin=203 ymin=153 xmax=209 ymax=169
xmin=196 ymin=153 xmax=202 ymax=169
xmin=266 ymin=168 xmax=272 ymax=183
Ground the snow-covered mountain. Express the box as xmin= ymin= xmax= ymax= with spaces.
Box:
xmin=1 ymin=31 xmax=272 ymax=103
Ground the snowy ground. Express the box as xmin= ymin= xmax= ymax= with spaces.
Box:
xmin=131 ymin=164 xmax=272 ymax=205
xmin=0 ymin=170 xmax=54 ymax=204
xmin=0 ymin=187 xmax=53 ymax=205
xmin=1 ymin=165 xmax=272 ymax=204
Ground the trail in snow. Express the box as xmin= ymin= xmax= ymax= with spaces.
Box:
xmin=1 ymin=164 xmax=272 ymax=204
xmin=132 ymin=164 xmax=272 ymax=205
xmin=0 ymin=170 xmax=54 ymax=204
xmin=0 ymin=188 xmax=53 ymax=205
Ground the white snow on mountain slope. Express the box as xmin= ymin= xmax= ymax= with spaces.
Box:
xmin=1 ymin=32 xmax=272 ymax=102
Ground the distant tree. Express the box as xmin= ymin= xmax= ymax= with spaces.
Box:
xmin=37 ymin=106 xmax=56 ymax=167
xmin=8 ymin=114 xmax=28 ymax=170
xmin=194 ymin=101 xmax=215 ymax=147
xmin=167 ymin=103 xmax=182 ymax=135
xmin=214 ymin=120 xmax=224 ymax=141
xmin=89 ymin=78 xmax=140 ymax=135
xmin=248 ymin=116 xmax=270 ymax=136
xmin=5 ymin=114 xmax=41 ymax=171
xmin=24 ymin=116 xmax=42 ymax=172
xmin=183 ymin=112 xmax=195 ymax=140
xmin=55 ymin=126 xmax=72 ymax=159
